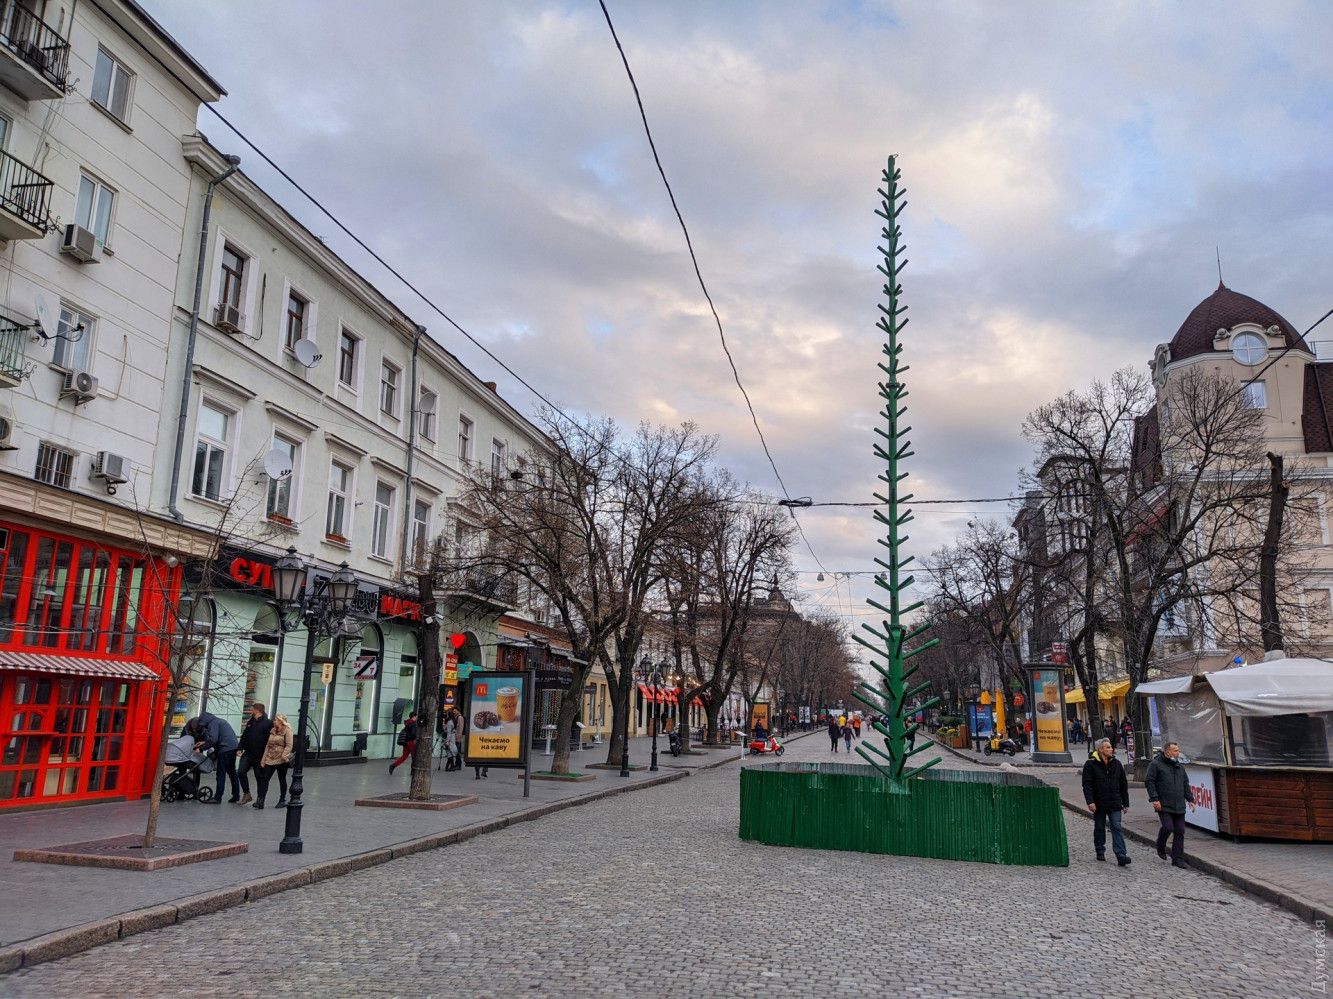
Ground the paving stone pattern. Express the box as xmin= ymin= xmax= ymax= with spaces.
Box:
xmin=2 ymin=734 xmax=1318 ymax=998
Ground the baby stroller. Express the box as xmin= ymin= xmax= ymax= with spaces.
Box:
xmin=161 ymin=736 xmax=216 ymax=802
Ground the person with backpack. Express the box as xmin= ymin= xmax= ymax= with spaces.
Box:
xmin=389 ymin=710 xmax=418 ymax=775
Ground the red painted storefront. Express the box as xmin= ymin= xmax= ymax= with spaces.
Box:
xmin=0 ymin=520 xmax=180 ymax=810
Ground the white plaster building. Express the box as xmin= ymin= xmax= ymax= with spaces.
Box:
xmin=154 ymin=136 xmax=549 ymax=760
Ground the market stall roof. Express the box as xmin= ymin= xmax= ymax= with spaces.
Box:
xmin=1136 ymin=658 xmax=1333 ymax=716
xmin=1201 ymin=658 xmax=1333 ymax=716
xmin=1065 ymin=680 xmax=1130 ymax=705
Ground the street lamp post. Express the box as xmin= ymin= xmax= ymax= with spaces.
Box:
xmin=643 ymin=655 xmax=661 ymax=773
xmin=269 ymin=547 xmax=359 ymax=855
xmin=968 ymin=680 xmax=982 ymax=753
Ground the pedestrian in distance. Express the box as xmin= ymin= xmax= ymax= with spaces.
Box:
xmin=189 ymin=711 xmax=240 ymax=804
xmin=1145 ymin=741 xmax=1195 ymax=869
xmin=828 ymin=715 xmax=841 ymax=752
xmin=852 ymin=715 xmax=862 ymax=739
xmin=843 ymin=722 xmax=853 ymax=753
xmin=256 ymin=713 xmax=294 ymax=809
xmin=444 ymin=708 xmax=462 ymax=771
xmin=1081 ymin=737 xmax=1131 ymax=866
xmin=236 ymin=702 xmax=272 ymax=806
xmin=390 ymin=710 xmax=418 ymax=775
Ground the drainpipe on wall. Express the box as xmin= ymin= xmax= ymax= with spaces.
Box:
xmin=398 ymin=324 xmax=425 ymax=575
xmin=167 ymin=154 xmax=241 ymax=524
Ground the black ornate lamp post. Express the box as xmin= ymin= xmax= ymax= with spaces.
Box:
xmin=641 ymin=655 xmax=662 ymax=772
xmin=269 ymin=547 xmax=359 ymax=855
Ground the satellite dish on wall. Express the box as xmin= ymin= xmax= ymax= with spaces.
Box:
xmin=262 ymin=448 xmax=294 ymax=479
xmin=32 ymin=292 xmax=52 ymax=338
xmin=292 ymin=339 xmax=322 ymax=368
xmin=418 ymin=392 xmax=437 ymax=414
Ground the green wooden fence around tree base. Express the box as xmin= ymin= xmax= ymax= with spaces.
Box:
xmin=739 ymin=762 xmax=1069 ymax=866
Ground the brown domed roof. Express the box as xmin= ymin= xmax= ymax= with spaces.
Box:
xmin=1168 ymin=283 xmax=1303 ymax=362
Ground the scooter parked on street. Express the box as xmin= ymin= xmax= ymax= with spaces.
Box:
xmin=748 ymin=735 xmax=785 ymax=756
xmin=984 ymin=735 xmax=1022 ymax=757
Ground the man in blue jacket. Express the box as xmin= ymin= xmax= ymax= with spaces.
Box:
xmin=189 ymin=711 xmax=240 ymax=804
xmin=1145 ymin=741 xmax=1196 ymax=869
xmin=1081 ymin=737 xmax=1131 ymax=866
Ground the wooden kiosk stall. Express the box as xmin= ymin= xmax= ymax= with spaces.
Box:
xmin=1137 ymin=658 xmax=1333 ymax=842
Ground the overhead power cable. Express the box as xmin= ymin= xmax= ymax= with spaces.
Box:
xmin=597 ymin=0 xmax=829 ymax=573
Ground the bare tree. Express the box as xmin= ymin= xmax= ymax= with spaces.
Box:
xmin=1025 ymin=366 xmax=1312 ymax=773
xmin=460 ymin=410 xmax=716 ymax=775
xmin=657 ymin=476 xmax=796 ymax=744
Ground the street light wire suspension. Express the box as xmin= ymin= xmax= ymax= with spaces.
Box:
xmin=596 ymin=0 xmax=829 ymax=575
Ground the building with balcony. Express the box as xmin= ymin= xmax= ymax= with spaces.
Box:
xmin=151 ymin=136 xmax=550 ymax=764
xmin=0 ymin=0 xmax=225 ymax=809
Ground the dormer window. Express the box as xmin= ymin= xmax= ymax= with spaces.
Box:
xmin=1231 ymin=332 xmax=1266 ymax=365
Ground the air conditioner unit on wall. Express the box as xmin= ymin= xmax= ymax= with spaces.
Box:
xmin=91 ymin=451 xmax=128 ymax=484
xmin=60 ymin=224 xmax=98 ymax=262
xmin=213 ymin=302 xmax=245 ymax=334
xmin=0 ymin=415 xmax=16 ymax=450
xmin=60 ymin=368 xmax=98 ymax=403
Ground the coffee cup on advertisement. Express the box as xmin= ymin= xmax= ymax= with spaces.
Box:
xmin=497 ymin=686 xmax=519 ymax=723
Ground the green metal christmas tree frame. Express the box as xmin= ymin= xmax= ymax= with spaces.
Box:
xmin=851 ymin=155 xmax=942 ymax=782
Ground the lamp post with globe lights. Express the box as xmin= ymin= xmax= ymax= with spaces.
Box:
xmin=269 ymin=547 xmax=360 ymax=855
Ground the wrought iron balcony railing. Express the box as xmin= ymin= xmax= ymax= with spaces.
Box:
xmin=0 ymin=314 xmax=29 ymax=386
xmin=0 ymin=147 xmax=52 ymax=233
xmin=0 ymin=2 xmax=70 ymax=92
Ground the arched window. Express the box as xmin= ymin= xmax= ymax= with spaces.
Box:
xmin=172 ymin=591 xmax=216 ymax=723
xmin=354 ymin=623 xmax=383 ymax=734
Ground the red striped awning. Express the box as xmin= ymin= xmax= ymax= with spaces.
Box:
xmin=638 ymin=683 xmax=654 ymax=702
xmin=0 ymin=652 xmax=159 ymax=681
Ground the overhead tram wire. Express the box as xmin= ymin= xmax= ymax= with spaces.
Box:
xmin=596 ymin=0 xmax=830 ymax=575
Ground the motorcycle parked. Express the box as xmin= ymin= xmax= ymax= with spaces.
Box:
xmin=748 ymin=735 xmax=785 ymax=756
xmin=667 ymin=729 xmax=682 ymax=757
xmin=984 ymin=735 xmax=1022 ymax=757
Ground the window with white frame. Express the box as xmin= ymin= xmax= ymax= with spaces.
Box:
xmin=491 ymin=438 xmax=507 ymax=480
xmin=379 ymin=361 xmax=400 ymax=417
xmin=337 ymin=329 xmax=359 ymax=388
xmin=371 ymin=481 xmax=395 ymax=559
xmin=1241 ymin=380 xmax=1267 ymax=409
xmin=34 ymin=442 xmax=75 ymax=488
xmin=326 ymin=460 xmax=352 ymax=540
xmin=265 ymin=433 xmax=299 ymax=521
xmin=411 ymin=499 xmax=431 ymax=560
xmin=0 ymin=115 xmax=9 ymax=150
xmin=219 ymin=245 xmax=246 ymax=309
xmin=457 ymin=415 xmax=473 ymax=463
xmin=53 ymin=304 xmax=94 ymax=370
xmin=74 ymin=174 xmax=115 ymax=247
xmin=91 ymin=48 xmax=133 ymax=121
xmin=418 ymin=389 xmax=437 ymax=441
xmin=285 ymin=291 xmax=308 ymax=351
xmin=191 ymin=400 xmax=233 ymax=501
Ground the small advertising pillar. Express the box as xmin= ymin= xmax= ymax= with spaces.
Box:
xmin=1026 ymin=664 xmax=1073 ymax=763
xmin=463 ymin=670 xmax=536 ymax=796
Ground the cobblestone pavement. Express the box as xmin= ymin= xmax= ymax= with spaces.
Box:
xmin=3 ymin=735 xmax=1320 ymax=998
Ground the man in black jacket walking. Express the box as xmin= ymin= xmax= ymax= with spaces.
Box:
xmin=236 ymin=703 xmax=273 ymax=806
xmin=189 ymin=711 xmax=240 ymax=804
xmin=1081 ymin=737 xmax=1132 ymax=866
xmin=1145 ymin=741 xmax=1196 ymax=868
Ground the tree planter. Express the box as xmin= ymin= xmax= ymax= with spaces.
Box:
xmin=740 ymin=762 xmax=1068 ymax=866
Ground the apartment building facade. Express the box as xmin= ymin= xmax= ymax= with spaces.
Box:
xmin=154 ymin=136 xmax=550 ymax=763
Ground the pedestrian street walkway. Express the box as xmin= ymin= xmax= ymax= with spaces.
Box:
xmin=3 ymin=719 xmax=1313 ymax=998
xmin=0 ymin=735 xmax=724 ymax=950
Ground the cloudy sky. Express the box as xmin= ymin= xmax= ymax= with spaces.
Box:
xmin=152 ymin=0 xmax=1333 ymax=623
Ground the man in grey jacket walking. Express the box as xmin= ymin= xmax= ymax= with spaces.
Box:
xmin=1145 ymin=741 xmax=1196 ymax=868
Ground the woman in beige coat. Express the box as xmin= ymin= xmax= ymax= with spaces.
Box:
xmin=256 ymin=713 xmax=294 ymax=809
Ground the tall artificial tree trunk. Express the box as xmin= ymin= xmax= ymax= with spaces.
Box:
xmin=1259 ymin=451 xmax=1289 ymax=654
